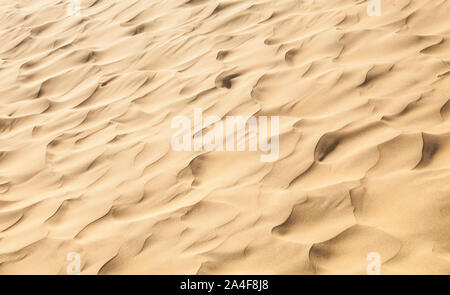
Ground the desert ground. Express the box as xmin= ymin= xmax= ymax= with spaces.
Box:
xmin=0 ymin=0 xmax=449 ymax=274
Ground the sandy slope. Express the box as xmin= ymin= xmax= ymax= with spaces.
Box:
xmin=0 ymin=0 xmax=449 ymax=274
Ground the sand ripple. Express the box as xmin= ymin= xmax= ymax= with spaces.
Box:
xmin=0 ymin=0 xmax=449 ymax=274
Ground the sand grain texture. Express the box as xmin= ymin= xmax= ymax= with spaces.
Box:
xmin=0 ymin=0 xmax=449 ymax=274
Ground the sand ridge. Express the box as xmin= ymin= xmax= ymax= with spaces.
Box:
xmin=0 ymin=0 xmax=449 ymax=274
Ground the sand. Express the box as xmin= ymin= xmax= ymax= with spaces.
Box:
xmin=0 ymin=0 xmax=449 ymax=275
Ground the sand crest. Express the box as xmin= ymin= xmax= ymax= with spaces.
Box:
xmin=0 ymin=0 xmax=449 ymax=274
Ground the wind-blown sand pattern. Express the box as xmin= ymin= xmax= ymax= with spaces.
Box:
xmin=0 ymin=0 xmax=449 ymax=274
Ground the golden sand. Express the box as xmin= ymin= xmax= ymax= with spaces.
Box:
xmin=0 ymin=0 xmax=449 ymax=274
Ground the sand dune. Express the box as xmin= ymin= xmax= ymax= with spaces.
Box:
xmin=0 ymin=0 xmax=449 ymax=274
